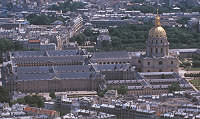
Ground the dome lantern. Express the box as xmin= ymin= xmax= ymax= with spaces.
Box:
xmin=155 ymin=9 xmax=161 ymax=26
xmin=146 ymin=9 xmax=169 ymax=57
xmin=148 ymin=9 xmax=167 ymax=39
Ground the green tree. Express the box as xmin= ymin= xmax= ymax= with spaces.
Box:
xmin=101 ymin=40 xmax=112 ymax=51
xmin=23 ymin=95 xmax=45 ymax=108
xmin=26 ymin=14 xmax=65 ymax=25
xmin=69 ymin=33 xmax=87 ymax=45
xmin=49 ymin=91 xmax=56 ymax=99
xmin=161 ymin=74 xmax=166 ymax=79
xmin=177 ymin=17 xmax=190 ymax=25
xmin=97 ymin=89 xmax=108 ymax=97
xmin=192 ymin=61 xmax=200 ymax=68
xmin=48 ymin=0 xmax=85 ymax=12
xmin=0 ymin=87 xmax=9 ymax=103
xmin=168 ymin=83 xmax=181 ymax=93
xmin=15 ymin=98 xmax=25 ymax=104
xmin=117 ymin=86 xmax=128 ymax=95
xmin=0 ymin=39 xmax=24 ymax=55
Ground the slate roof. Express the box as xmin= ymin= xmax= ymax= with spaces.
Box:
xmin=91 ymin=51 xmax=130 ymax=59
xmin=15 ymin=65 xmax=93 ymax=74
xmin=10 ymin=50 xmax=82 ymax=58
xmin=16 ymin=72 xmax=98 ymax=81
xmin=92 ymin=64 xmax=133 ymax=72
xmin=12 ymin=56 xmax=86 ymax=64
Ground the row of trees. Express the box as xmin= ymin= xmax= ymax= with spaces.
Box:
xmin=69 ymin=28 xmax=99 ymax=45
xmin=48 ymin=0 xmax=85 ymax=12
xmin=98 ymin=85 xmax=128 ymax=97
xmin=192 ymin=54 xmax=200 ymax=68
xmin=13 ymin=95 xmax=45 ymax=108
xmin=184 ymin=73 xmax=200 ymax=77
xmin=26 ymin=14 xmax=65 ymax=25
xmin=107 ymin=24 xmax=200 ymax=51
xmin=97 ymin=83 xmax=180 ymax=97
xmin=70 ymin=23 xmax=200 ymax=51
xmin=0 ymin=39 xmax=24 ymax=63
xmin=0 ymin=39 xmax=23 ymax=54
xmin=128 ymin=0 xmax=200 ymax=13
xmin=0 ymin=87 xmax=9 ymax=103
xmin=168 ymin=83 xmax=181 ymax=93
xmin=0 ymin=85 xmax=45 ymax=108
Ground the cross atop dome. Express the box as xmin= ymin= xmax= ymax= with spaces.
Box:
xmin=155 ymin=9 xmax=161 ymax=26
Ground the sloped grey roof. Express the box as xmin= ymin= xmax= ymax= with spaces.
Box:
xmin=16 ymin=72 xmax=98 ymax=81
xmin=92 ymin=64 xmax=133 ymax=72
xmin=91 ymin=51 xmax=130 ymax=59
xmin=11 ymin=50 xmax=81 ymax=57
xmin=12 ymin=56 xmax=86 ymax=64
xmin=15 ymin=65 xmax=93 ymax=74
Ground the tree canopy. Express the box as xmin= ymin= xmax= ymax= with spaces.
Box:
xmin=69 ymin=28 xmax=99 ymax=45
xmin=168 ymin=83 xmax=181 ymax=93
xmin=0 ymin=87 xmax=9 ymax=103
xmin=14 ymin=95 xmax=45 ymax=108
xmin=108 ymin=24 xmax=200 ymax=51
xmin=70 ymin=24 xmax=200 ymax=51
xmin=26 ymin=14 xmax=65 ymax=25
xmin=117 ymin=86 xmax=128 ymax=95
xmin=48 ymin=0 xmax=85 ymax=12
xmin=49 ymin=91 xmax=56 ymax=99
xmin=0 ymin=39 xmax=23 ymax=55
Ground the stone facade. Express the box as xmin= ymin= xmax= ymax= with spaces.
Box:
xmin=90 ymin=13 xmax=180 ymax=73
xmin=138 ymin=12 xmax=179 ymax=72
xmin=6 ymin=76 xmax=100 ymax=93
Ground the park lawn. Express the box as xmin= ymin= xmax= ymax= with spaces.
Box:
xmin=189 ymin=79 xmax=200 ymax=90
xmin=188 ymin=68 xmax=200 ymax=71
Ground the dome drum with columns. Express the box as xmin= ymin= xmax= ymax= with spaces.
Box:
xmin=146 ymin=10 xmax=169 ymax=57
xmin=135 ymin=9 xmax=179 ymax=72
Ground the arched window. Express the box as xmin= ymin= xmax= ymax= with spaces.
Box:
xmin=159 ymin=61 xmax=163 ymax=65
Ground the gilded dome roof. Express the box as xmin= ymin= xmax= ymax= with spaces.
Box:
xmin=148 ymin=10 xmax=167 ymax=39
xmin=149 ymin=26 xmax=166 ymax=38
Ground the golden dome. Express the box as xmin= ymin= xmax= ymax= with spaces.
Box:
xmin=148 ymin=9 xmax=167 ymax=39
xmin=149 ymin=26 xmax=166 ymax=38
